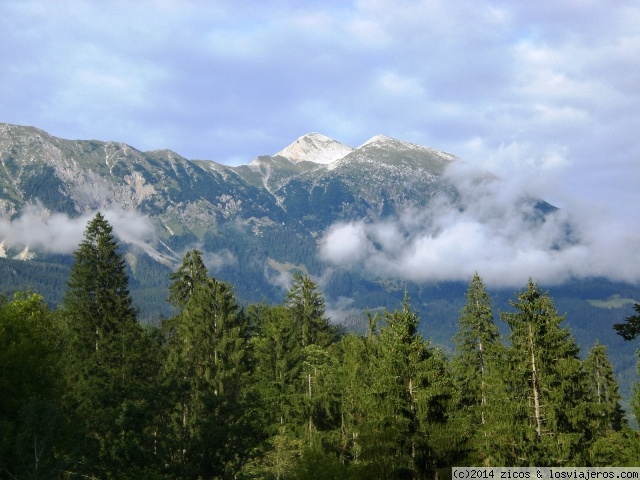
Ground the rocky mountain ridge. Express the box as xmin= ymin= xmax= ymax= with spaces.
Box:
xmin=1 ymin=123 xmax=639 ymax=395
xmin=0 ymin=123 xmax=461 ymax=308
xmin=274 ymin=132 xmax=353 ymax=165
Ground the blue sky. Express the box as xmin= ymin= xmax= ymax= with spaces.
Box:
xmin=2 ymin=0 xmax=640 ymax=286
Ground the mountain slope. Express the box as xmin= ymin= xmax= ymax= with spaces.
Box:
xmin=275 ymin=132 xmax=354 ymax=164
xmin=0 ymin=123 xmax=637 ymax=379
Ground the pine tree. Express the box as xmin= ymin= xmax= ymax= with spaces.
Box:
xmin=361 ymin=294 xmax=453 ymax=478
xmin=501 ymin=280 xmax=595 ymax=466
xmin=584 ymin=342 xmax=625 ymax=435
xmin=451 ymin=273 xmax=507 ymax=465
xmin=285 ymin=273 xmax=336 ymax=349
xmin=61 ymin=212 xmax=155 ymax=477
xmin=167 ymin=248 xmax=208 ymax=310
xmin=584 ymin=342 xmax=630 ymax=465
xmin=163 ymin=276 xmax=253 ymax=478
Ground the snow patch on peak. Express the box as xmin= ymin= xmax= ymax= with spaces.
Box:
xmin=358 ymin=134 xmax=456 ymax=162
xmin=276 ymin=133 xmax=353 ymax=165
xmin=359 ymin=134 xmax=395 ymax=147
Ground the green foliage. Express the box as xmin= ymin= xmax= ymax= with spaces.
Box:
xmin=291 ymin=446 xmax=367 ymax=480
xmin=250 ymin=303 xmax=305 ymax=432
xmin=614 ymin=303 xmax=640 ymax=340
xmin=162 ymin=273 xmax=257 ymax=478
xmin=5 ymin=220 xmax=640 ymax=477
xmin=451 ymin=273 xmax=508 ymax=466
xmin=167 ymin=248 xmax=209 ymax=310
xmin=0 ymin=292 xmax=66 ymax=478
xmin=501 ymin=280 xmax=596 ymax=466
xmin=285 ymin=273 xmax=337 ymax=348
xmin=61 ymin=212 xmax=159 ymax=477
xmin=584 ymin=342 xmax=626 ymax=435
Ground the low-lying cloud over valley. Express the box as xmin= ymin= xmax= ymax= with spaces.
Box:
xmin=0 ymin=205 xmax=155 ymax=255
xmin=320 ymin=157 xmax=640 ymax=288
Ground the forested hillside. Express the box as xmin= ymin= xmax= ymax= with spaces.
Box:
xmin=3 ymin=213 xmax=640 ymax=479
xmin=2 ymin=123 xmax=638 ymax=398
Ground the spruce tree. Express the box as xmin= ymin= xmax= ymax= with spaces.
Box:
xmin=331 ymin=331 xmax=376 ymax=467
xmin=167 ymin=248 xmax=208 ymax=310
xmin=64 ymin=212 xmax=137 ymax=356
xmin=584 ymin=342 xmax=625 ymax=435
xmin=61 ymin=212 xmax=154 ymax=477
xmin=248 ymin=303 xmax=311 ymax=478
xmin=584 ymin=342 xmax=630 ymax=465
xmin=286 ymin=273 xmax=336 ymax=348
xmin=451 ymin=273 xmax=507 ymax=465
xmin=250 ymin=304 xmax=304 ymax=431
xmin=249 ymin=277 xmax=341 ymax=477
xmin=501 ymin=280 xmax=596 ymax=466
xmin=163 ymin=276 xmax=253 ymax=478
xmin=361 ymin=294 xmax=453 ymax=478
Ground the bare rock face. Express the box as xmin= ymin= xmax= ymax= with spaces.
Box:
xmin=0 ymin=122 xmax=464 ymax=309
xmin=0 ymin=123 xmax=461 ymax=255
xmin=275 ymin=132 xmax=353 ymax=165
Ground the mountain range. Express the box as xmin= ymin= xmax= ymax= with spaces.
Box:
xmin=0 ymin=124 xmax=459 ymax=310
xmin=0 ymin=122 xmax=638 ymax=402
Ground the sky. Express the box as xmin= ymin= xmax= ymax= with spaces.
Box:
xmin=1 ymin=0 xmax=640 ymax=288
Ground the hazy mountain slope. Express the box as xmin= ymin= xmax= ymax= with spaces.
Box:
xmin=0 ymin=123 xmax=637 ymax=391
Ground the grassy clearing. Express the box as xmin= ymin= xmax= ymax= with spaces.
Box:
xmin=587 ymin=294 xmax=638 ymax=309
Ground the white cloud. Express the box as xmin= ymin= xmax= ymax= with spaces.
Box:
xmin=0 ymin=0 xmax=638 ymax=263
xmin=0 ymin=204 xmax=155 ymax=255
xmin=321 ymin=222 xmax=368 ymax=266
xmin=319 ymin=158 xmax=640 ymax=288
xmin=202 ymin=249 xmax=237 ymax=272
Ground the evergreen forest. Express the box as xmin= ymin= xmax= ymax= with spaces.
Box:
xmin=3 ymin=213 xmax=640 ymax=479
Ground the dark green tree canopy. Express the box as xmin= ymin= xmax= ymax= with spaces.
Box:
xmin=285 ymin=273 xmax=336 ymax=348
xmin=452 ymin=273 xmax=507 ymax=466
xmin=64 ymin=212 xmax=137 ymax=354
xmin=613 ymin=303 xmax=640 ymax=341
xmin=584 ymin=341 xmax=625 ymax=434
xmin=501 ymin=279 xmax=596 ymax=466
xmin=61 ymin=212 xmax=156 ymax=477
xmin=168 ymin=248 xmax=209 ymax=310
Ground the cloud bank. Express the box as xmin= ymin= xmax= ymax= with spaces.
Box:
xmin=1 ymin=0 xmax=638 ymax=250
xmin=0 ymin=204 xmax=155 ymax=255
xmin=320 ymin=158 xmax=640 ymax=288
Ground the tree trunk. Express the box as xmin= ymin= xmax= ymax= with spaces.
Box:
xmin=528 ymin=323 xmax=542 ymax=441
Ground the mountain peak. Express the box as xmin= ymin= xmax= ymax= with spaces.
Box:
xmin=359 ymin=134 xmax=395 ymax=147
xmin=275 ymin=132 xmax=353 ymax=165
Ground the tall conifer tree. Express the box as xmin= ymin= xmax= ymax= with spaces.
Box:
xmin=163 ymin=275 xmax=253 ymax=478
xmin=584 ymin=342 xmax=625 ymax=435
xmin=285 ymin=273 xmax=336 ymax=348
xmin=584 ymin=342 xmax=632 ymax=465
xmin=62 ymin=212 xmax=154 ymax=477
xmin=452 ymin=273 xmax=507 ymax=465
xmin=167 ymin=248 xmax=208 ymax=310
xmin=248 ymin=303 xmax=305 ymax=477
xmin=502 ymin=280 xmax=595 ymax=466
xmin=360 ymin=294 xmax=453 ymax=478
